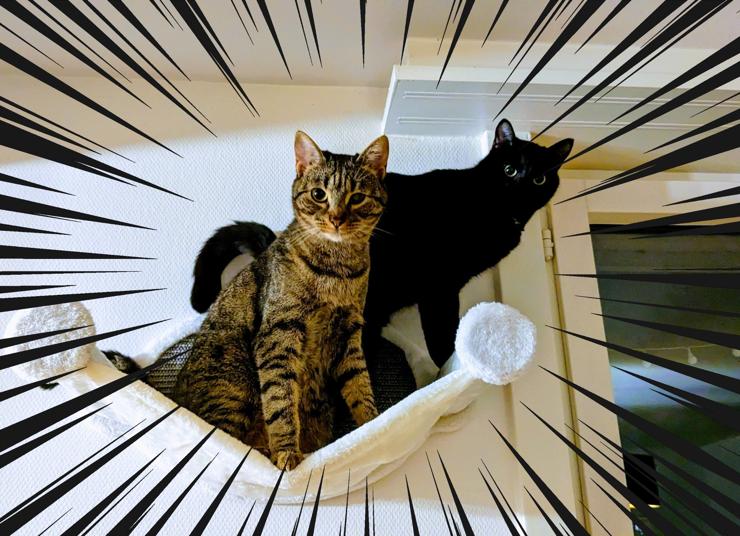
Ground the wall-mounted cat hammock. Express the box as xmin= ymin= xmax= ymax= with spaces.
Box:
xmin=6 ymin=301 xmax=535 ymax=503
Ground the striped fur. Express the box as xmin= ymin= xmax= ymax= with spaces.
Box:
xmin=174 ymin=132 xmax=389 ymax=469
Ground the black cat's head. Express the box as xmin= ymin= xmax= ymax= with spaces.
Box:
xmin=483 ymin=118 xmax=573 ymax=215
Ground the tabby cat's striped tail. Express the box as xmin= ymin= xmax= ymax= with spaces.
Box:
xmin=103 ymin=350 xmax=141 ymax=373
xmin=43 ymin=349 xmax=139 ymax=390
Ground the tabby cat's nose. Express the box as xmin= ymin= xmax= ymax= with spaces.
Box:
xmin=329 ymin=214 xmax=346 ymax=229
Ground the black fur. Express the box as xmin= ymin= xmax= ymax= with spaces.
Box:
xmin=190 ymin=120 xmax=572 ymax=366
xmin=190 ymin=221 xmax=276 ymax=313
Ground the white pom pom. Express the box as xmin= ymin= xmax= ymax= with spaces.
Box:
xmin=454 ymin=302 xmax=536 ymax=385
xmin=3 ymin=302 xmax=96 ymax=380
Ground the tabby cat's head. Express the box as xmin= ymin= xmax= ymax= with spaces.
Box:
xmin=482 ymin=119 xmax=573 ymax=215
xmin=292 ymin=131 xmax=389 ymax=243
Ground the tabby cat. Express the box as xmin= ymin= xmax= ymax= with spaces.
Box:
xmin=174 ymin=131 xmax=389 ymax=469
xmin=190 ymin=119 xmax=572 ymax=368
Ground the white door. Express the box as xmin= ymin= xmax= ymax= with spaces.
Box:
xmin=494 ymin=207 xmax=595 ymax=534
xmin=551 ymin=171 xmax=740 ymax=536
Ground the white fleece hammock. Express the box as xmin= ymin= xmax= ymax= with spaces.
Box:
xmin=5 ymin=301 xmax=535 ymax=503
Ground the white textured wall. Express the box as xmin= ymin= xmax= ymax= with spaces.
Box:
xmin=1 ymin=75 xmax=483 ymax=354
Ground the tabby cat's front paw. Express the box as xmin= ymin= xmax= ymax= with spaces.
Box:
xmin=273 ymin=449 xmax=303 ymax=470
xmin=354 ymin=401 xmax=379 ymax=426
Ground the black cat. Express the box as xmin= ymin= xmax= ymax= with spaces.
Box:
xmin=191 ymin=119 xmax=572 ymax=367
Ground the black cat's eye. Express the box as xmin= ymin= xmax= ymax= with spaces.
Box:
xmin=311 ymin=188 xmax=327 ymax=202
xmin=503 ymin=164 xmax=517 ymax=178
xmin=533 ymin=176 xmax=546 ymax=186
xmin=349 ymin=192 xmax=366 ymax=205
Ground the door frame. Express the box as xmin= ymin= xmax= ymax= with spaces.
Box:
xmin=496 ymin=208 xmax=585 ymax=534
xmin=549 ymin=170 xmax=739 ymax=536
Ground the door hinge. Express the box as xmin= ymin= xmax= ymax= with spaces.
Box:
xmin=542 ymin=228 xmax=554 ymax=262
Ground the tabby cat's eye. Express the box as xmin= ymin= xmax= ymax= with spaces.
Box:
xmin=349 ymin=193 xmax=366 ymax=205
xmin=311 ymin=188 xmax=327 ymax=202
xmin=533 ymin=176 xmax=546 ymax=186
xmin=503 ymin=164 xmax=517 ymax=177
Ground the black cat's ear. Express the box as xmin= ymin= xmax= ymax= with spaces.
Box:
xmin=494 ymin=119 xmax=515 ymax=147
xmin=359 ymin=135 xmax=389 ymax=180
xmin=295 ymin=131 xmax=325 ymax=176
xmin=549 ymin=138 xmax=574 ymax=164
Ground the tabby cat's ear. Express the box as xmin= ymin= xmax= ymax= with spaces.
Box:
xmin=494 ymin=119 xmax=515 ymax=147
xmin=359 ymin=135 xmax=390 ymax=179
xmin=294 ymin=131 xmax=325 ymax=176
xmin=549 ymin=138 xmax=574 ymax=164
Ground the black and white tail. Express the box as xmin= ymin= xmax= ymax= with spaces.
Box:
xmin=190 ymin=221 xmax=276 ymax=313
